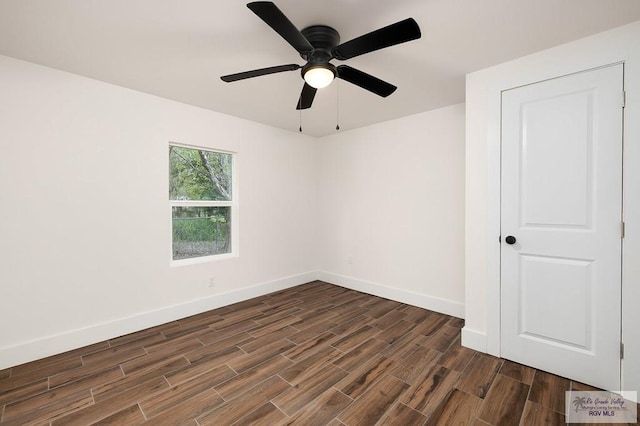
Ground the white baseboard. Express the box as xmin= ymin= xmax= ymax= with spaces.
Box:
xmin=317 ymin=271 xmax=465 ymax=318
xmin=0 ymin=271 xmax=318 ymax=370
xmin=461 ymin=326 xmax=488 ymax=353
xmin=1 ymin=270 xmax=468 ymax=369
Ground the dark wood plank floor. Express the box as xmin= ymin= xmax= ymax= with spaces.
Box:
xmin=0 ymin=281 xmax=619 ymax=425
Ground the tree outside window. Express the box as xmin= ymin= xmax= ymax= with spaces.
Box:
xmin=169 ymin=145 xmax=234 ymax=261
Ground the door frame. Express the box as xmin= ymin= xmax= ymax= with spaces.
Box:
xmin=484 ymin=63 xmax=625 ymax=374
xmin=463 ymin=21 xmax=640 ymax=395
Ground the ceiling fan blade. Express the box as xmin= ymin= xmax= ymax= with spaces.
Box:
xmin=296 ymin=83 xmax=317 ymax=110
xmin=333 ymin=18 xmax=421 ymax=60
xmin=337 ymin=65 xmax=397 ymax=97
xmin=247 ymin=2 xmax=313 ymax=54
xmin=220 ymin=64 xmax=300 ymax=82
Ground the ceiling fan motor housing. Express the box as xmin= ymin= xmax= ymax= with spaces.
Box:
xmin=300 ymin=25 xmax=340 ymax=80
xmin=300 ymin=25 xmax=340 ymax=51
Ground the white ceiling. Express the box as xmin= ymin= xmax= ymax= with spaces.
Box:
xmin=1 ymin=1 xmax=639 ymax=137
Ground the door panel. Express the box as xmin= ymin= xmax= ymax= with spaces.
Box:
xmin=501 ymin=64 xmax=623 ymax=391
xmin=519 ymin=254 xmax=592 ymax=348
xmin=520 ymin=90 xmax=593 ymax=228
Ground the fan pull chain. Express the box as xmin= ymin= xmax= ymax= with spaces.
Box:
xmin=299 ymin=99 xmax=303 ymax=133
xmin=336 ymin=79 xmax=340 ymax=131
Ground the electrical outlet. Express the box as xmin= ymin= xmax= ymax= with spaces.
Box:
xmin=208 ymin=277 xmax=216 ymax=288
xmin=348 ymin=256 xmax=353 ymax=265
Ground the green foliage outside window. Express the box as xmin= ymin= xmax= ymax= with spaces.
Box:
xmin=169 ymin=146 xmax=232 ymax=201
xmin=170 ymin=146 xmax=233 ymax=260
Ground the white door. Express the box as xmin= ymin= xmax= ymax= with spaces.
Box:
xmin=500 ymin=64 xmax=623 ymax=391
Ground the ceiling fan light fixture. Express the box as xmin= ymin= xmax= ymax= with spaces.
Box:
xmin=303 ymin=65 xmax=335 ymax=89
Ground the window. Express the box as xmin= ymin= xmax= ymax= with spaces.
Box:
xmin=169 ymin=145 xmax=235 ymax=261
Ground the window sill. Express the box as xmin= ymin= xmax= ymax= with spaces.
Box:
xmin=170 ymin=252 xmax=238 ymax=267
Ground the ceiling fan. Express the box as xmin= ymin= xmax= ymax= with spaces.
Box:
xmin=221 ymin=1 xmax=421 ymax=110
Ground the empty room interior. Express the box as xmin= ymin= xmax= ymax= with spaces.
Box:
xmin=1 ymin=1 xmax=640 ymax=424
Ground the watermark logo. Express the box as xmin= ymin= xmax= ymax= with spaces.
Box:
xmin=566 ymin=391 xmax=637 ymax=423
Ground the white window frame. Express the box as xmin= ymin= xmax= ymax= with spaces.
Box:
xmin=169 ymin=142 xmax=238 ymax=265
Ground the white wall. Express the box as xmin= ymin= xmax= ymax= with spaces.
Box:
xmin=464 ymin=21 xmax=640 ymax=391
xmin=0 ymin=55 xmax=320 ymax=368
xmin=0 ymin=54 xmax=467 ymax=369
xmin=317 ymin=104 xmax=466 ymax=317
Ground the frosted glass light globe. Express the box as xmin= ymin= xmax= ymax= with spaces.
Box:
xmin=303 ymin=66 xmax=335 ymax=89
